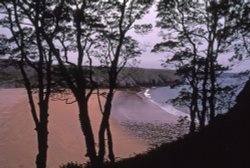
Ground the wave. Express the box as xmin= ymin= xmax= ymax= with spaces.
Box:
xmin=144 ymin=88 xmax=151 ymax=99
xmin=143 ymin=87 xmax=189 ymax=118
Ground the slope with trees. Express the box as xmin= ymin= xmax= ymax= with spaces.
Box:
xmin=1 ymin=0 xmax=249 ymax=168
xmin=99 ymin=78 xmax=250 ymax=168
xmin=152 ymin=0 xmax=246 ymax=132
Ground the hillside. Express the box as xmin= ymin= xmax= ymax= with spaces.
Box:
xmin=93 ymin=67 xmax=179 ymax=87
xmin=100 ymin=78 xmax=250 ymax=168
xmin=0 ymin=59 xmax=179 ymax=88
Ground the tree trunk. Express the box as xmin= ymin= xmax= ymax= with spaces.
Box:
xmin=190 ymin=84 xmax=197 ymax=133
xmin=190 ymin=92 xmax=197 ymax=133
xmin=77 ymin=99 xmax=98 ymax=167
xmin=209 ymin=59 xmax=216 ymax=122
xmin=98 ymin=89 xmax=114 ymax=166
xmin=208 ymin=12 xmax=219 ymax=122
xmin=36 ymin=126 xmax=48 ymax=168
xmin=189 ymin=107 xmax=196 ymax=133
xmin=106 ymin=122 xmax=115 ymax=163
xmin=35 ymin=102 xmax=49 ymax=168
xmin=201 ymin=31 xmax=214 ymax=130
xmin=201 ymin=61 xmax=209 ymax=130
xmin=190 ymin=62 xmax=198 ymax=133
xmin=98 ymin=121 xmax=106 ymax=166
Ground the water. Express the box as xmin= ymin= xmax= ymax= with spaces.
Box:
xmin=143 ymin=74 xmax=249 ymax=118
xmin=144 ymin=86 xmax=189 ymax=117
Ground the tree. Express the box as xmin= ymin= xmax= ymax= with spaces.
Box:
xmin=94 ymin=0 xmax=153 ymax=164
xmin=153 ymin=0 xmax=233 ymax=132
xmin=36 ymin=1 xmax=103 ymax=166
xmin=216 ymin=0 xmax=250 ymax=68
xmin=0 ymin=1 xmax=54 ymax=168
xmin=7 ymin=0 xmax=153 ymax=167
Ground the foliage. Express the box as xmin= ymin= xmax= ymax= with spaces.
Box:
xmin=153 ymin=0 xmax=246 ymax=132
xmin=0 ymin=0 xmax=154 ymax=167
xmin=59 ymin=162 xmax=84 ymax=168
xmin=216 ymin=1 xmax=250 ymax=74
xmin=100 ymin=79 xmax=250 ymax=168
xmin=0 ymin=1 xmax=56 ymax=168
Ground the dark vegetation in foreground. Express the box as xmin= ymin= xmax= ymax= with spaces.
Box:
xmin=62 ymin=78 xmax=250 ymax=168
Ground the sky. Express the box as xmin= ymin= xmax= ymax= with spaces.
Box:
xmin=0 ymin=5 xmax=165 ymax=69
xmin=127 ymin=5 xmax=166 ymax=69
xmin=69 ymin=4 xmax=166 ymax=69
xmin=0 ymin=3 xmax=249 ymax=72
xmin=129 ymin=5 xmax=250 ymax=72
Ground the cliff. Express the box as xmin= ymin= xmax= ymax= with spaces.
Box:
xmin=0 ymin=59 xmax=179 ymax=88
xmin=92 ymin=67 xmax=179 ymax=88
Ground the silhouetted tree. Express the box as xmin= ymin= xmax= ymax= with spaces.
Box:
xmin=35 ymin=1 xmax=102 ymax=167
xmin=94 ymin=0 xmax=153 ymax=164
xmin=0 ymin=1 xmax=54 ymax=168
xmin=5 ymin=0 xmax=153 ymax=167
xmin=216 ymin=0 xmax=250 ymax=70
xmin=153 ymin=0 xmax=235 ymax=132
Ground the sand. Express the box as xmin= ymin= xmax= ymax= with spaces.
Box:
xmin=0 ymin=88 xmax=178 ymax=168
xmin=112 ymin=91 xmax=178 ymax=124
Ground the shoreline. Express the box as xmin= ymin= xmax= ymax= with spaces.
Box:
xmin=0 ymin=88 xmax=148 ymax=168
xmin=0 ymin=88 xmax=186 ymax=168
xmin=112 ymin=91 xmax=188 ymax=146
xmin=112 ymin=90 xmax=179 ymax=124
xmin=141 ymin=87 xmax=190 ymax=118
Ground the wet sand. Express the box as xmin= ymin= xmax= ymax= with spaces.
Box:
xmin=112 ymin=91 xmax=178 ymax=124
xmin=0 ymin=88 xmax=178 ymax=168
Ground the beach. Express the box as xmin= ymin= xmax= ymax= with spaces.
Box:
xmin=0 ymin=88 xmax=179 ymax=168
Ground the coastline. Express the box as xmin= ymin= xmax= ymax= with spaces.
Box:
xmin=0 ymin=88 xmax=185 ymax=168
xmin=112 ymin=90 xmax=178 ymax=124
xmin=142 ymin=87 xmax=190 ymax=118
xmin=112 ymin=90 xmax=188 ymax=146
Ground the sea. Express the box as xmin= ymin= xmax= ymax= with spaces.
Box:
xmin=143 ymin=86 xmax=189 ymax=118
xmin=142 ymin=74 xmax=249 ymax=118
